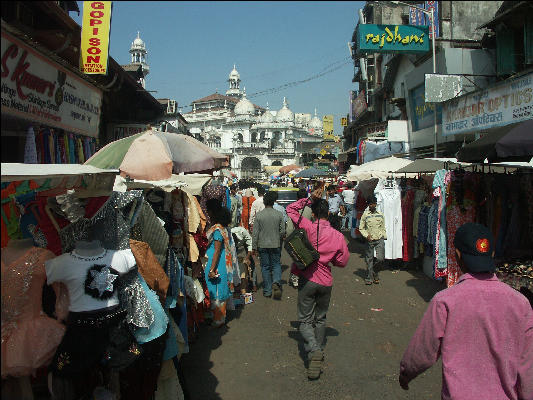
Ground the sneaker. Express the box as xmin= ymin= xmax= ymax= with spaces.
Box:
xmin=365 ymin=280 xmax=373 ymax=285
xmin=272 ymin=283 xmax=282 ymax=300
xmin=289 ymin=274 xmax=299 ymax=288
xmin=263 ymin=292 xmax=272 ymax=298
xmin=307 ymin=350 xmax=324 ymax=380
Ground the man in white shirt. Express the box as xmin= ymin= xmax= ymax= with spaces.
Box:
xmin=249 ymin=186 xmax=266 ymax=231
xmin=341 ymin=183 xmax=356 ymax=231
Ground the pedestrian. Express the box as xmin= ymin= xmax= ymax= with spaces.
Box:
xmin=231 ymin=225 xmax=257 ymax=293
xmin=286 ymin=188 xmax=350 ymax=380
xmin=358 ymin=194 xmax=386 ymax=285
xmin=249 ymin=185 xmax=266 ymax=231
xmin=252 ymin=191 xmax=285 ymax=299
xmin=240 ymin=188 xmax=255 ymax=231
xmin=341 ymin=183 xmax=355 ymax=231
xmin=399 ymin=223 xmax=533 ymax=400
xmin=326 ymin=185 xmax=345 ymax=231
xmin=229 ymin=185 xmax=242 ymax=228
xmin=204 ymin=199 xmax=236 ymax=328
xmin=286 ymin=188 xmax=314 ymax=288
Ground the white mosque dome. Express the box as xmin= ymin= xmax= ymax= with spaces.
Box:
xmin=131 ymin=32 xmax=145 ymax=49
xmin=276 ymin=97 xmax=294 ymax=122
xmin=309 ymin=108 xmax=322 ymax=131
xmin=234 ymin=89 xmax=255 ymax=116
xmin=229 ymin=65 xmax=240 ymax=80
xmin=260 ymin=103 xmax=275 ymax=123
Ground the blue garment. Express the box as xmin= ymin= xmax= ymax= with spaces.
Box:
xmin=164 ymin=248 xmax=188 ymax=349
xmin=225 ymin=187 xmax=231 ymax=210
xmin=432 ymin=170 xmax=448 ymax=271
xmin=258 ymin=247 xmax=282 ymax=296
xmin=204 ymin=230 xmax=232 ymax=302
xmin=133 ymin=273 xmax=168 ymax=344
xmin=273 ymin=202 xmax=288 ymax=224
xmin=342 ymin=204 xmax=354 ymax=229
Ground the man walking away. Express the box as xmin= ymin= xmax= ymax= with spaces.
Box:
xmin=252 ymin=191 xmax=285 ymax=299
xmin=249 ymin=186 xmax=266 ymax=232
xmin=287 ymin=188 xmax=350 ymax=380
xmin=359 ymin=195 xmax=386 ymax=285
xmin=286 ymin=189 xmax=314 ymax=288
xmin=399 ymin=223 xmax=533 ymax=400
xmin=230 ymin=185 xmax=242 ymax=228
xmin=326 ymin=185 xmax=345 ymax=231
xmin=341 ymin=183 xmax=356 ymax=231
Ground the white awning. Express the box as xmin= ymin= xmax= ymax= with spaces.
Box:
xmin=1 ymin=163 xmax=118 ymax=182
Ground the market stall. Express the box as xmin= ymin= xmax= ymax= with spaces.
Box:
xmin=1 ymin=162 xmax=241 ymax=400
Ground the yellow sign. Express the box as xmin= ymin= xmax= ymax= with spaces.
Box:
xmin=320 ymin=149 xmax=327 ymax=156
xmin=80 ymin=1 xmax=112 ymax=74
xmin=323 ymin=115 xmax=334 ymax=133
xmin=341 ymin=117 xmax=347 ymax=126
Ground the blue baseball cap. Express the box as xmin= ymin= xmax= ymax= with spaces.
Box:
xmin=453 ymin=223 xmax=495 ymax=273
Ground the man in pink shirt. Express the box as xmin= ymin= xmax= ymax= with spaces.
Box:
xmin=399 ymin=223 xmax=533 ymax=400
xmin=287 ymin=189 xmax=350 ymax=380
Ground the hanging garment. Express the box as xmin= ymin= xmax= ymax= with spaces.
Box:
xmin=131 ymin=200 xmax=169 ymax=267
xmin=129 ymin=239 xmax=170 ymax=301
xmin=401 ymin=190 xmax=415 ymax=262
xmin=446 ymin=204 xmax=476 ymax=287
xmin=1 ymin=247 xmax=68 ymax=378
xmin=24 ymin=126 xmax=38 ymax=164
xmin=48 ymin=130 xmax=55 ymax=165
xmin=375 ymin=179 xmax=403 ymax=260
xmin=58 ymin=191 xmax=144 ymax=253
xmin=432 ymin=170 xmax=451 ymax=274
xmin=154 ymin=359 xmax=185 ymax=400
xmin=132 ymin=273 xmax=168 ymax=344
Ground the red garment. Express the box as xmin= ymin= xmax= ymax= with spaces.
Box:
xmin=33 ymin=196 xmax=69 ymax=255
xmin=84 ymin=196 xmax=109 ymax=218
xmin=401 ymin=190 xmax=415 ymax=262
xmin=446 ymin=204 xmax=476 ymax=287
xmin=240 ymin=196 xmax=255 ymax=231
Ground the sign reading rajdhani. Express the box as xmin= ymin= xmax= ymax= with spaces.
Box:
xmin=356 ymin=24 xmax=430 ymax=54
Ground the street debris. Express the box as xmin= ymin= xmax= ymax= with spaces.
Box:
xmin=370 ymin=308 xmax=383 ymax=312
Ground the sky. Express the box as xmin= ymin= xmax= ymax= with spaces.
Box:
xmin=72 ymin=1 xmax=365 ymax=134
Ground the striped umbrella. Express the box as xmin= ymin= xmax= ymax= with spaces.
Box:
xmin=85 ymin=130 xmax=228 ymax=181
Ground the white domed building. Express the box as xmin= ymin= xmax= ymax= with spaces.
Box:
xmin=184 ymin=66 xmax=324 ymax=178
xmin=122 ymin=32 xmax=150 ymax=88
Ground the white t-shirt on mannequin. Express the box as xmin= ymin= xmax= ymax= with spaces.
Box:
xmin=45 ymin=249 xmax=136 ymax=312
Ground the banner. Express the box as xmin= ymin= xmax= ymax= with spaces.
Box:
xmin=352 ymin=90 xmax=368 ymax=121
xmin=442 ymin=72 xmax=533 ymax=136
xmin=409 ymin=83 xmax=442 ymax=131
xmin=80 ymin=1 xmax=112 ymax=74
xmin=1 ymin=30 xmax=102 ymax=137
xmin=323 ymin=115 xmax=334 ymax=133
xmin=409 ymin=2 xmax=439 ymax=39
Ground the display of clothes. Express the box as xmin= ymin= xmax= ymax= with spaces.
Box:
xmin=33 ymin=127 xmax=97 ymax=165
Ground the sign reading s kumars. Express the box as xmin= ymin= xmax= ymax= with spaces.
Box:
xmin=356 ymin=24 xmax=430 ymax=54
xmin=80 ymin=1 xmax=112 ymax=75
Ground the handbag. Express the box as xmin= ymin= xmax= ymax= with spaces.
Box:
xmin=284 ymin=199 xmax=320 ymax=270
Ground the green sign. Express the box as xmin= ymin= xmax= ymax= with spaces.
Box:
xmin=356 ymin=24 xmax=430 ymax=54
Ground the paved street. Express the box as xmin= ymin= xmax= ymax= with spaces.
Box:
xmin=182 ymin=235 xmax=445 ymax=400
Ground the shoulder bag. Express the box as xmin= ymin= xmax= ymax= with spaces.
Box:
xmin=284 ymin=199 xmax=320 ymax=270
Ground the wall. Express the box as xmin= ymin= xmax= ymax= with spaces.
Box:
xmin=443 ymin=1 xmax=502 ymax=42
xmin=402 ymin=47 xmax=498 ymax=148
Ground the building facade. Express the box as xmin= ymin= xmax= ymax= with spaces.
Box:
xmin=184 ymin=66 xmax=325 ymax=178
xmin=342 ymin=1 xmax=529 ymax=168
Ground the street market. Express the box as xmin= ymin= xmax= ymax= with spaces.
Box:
xmin=1 ymin=1 xmax=533 ymax=400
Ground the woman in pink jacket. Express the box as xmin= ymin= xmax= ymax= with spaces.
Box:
xmin=286 ymin=188 xmax=350 ymax=380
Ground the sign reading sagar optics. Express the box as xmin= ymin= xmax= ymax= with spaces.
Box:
xmin=356 ymin=24 xmax=430 ymax=54
xmin=1 ymin=31 xmax=102 ymax=138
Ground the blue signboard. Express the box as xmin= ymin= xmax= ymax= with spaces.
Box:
xmin=409 ymin=84 xmax=442 ymax=131
xmin=356 ymin=24 xmax=430 ymax=54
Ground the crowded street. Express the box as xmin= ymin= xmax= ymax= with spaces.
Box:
xmin=182 ymin=240 xmax=444 ymax=399
xmin=2 ymin=1 xmax=533 ymax=400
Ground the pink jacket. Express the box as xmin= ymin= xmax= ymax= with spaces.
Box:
xmin=400 ymin=273 xmax=533 ymax=400
xmin=286 ymin=198 xmax=349 ymax=286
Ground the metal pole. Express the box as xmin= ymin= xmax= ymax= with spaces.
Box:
xmin=431 ymin=7 xmax=438 ymax=158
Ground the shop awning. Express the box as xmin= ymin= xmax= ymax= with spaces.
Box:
xmin=346 ymin=156 xmax=414 ymax=181
xmin=396 ymin=158 xmax=463 ymax=174
xmin=456 ymin=120 xmax=533 ymax=163
xmin=1 ymin=163 xmax=118 ymax=182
